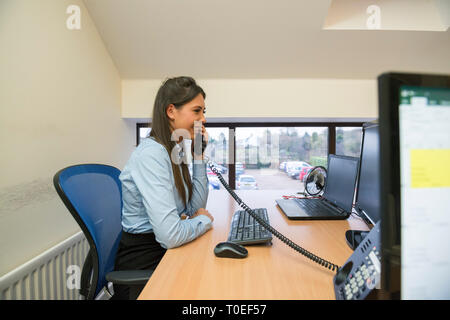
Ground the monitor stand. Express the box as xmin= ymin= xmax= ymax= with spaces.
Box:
xmin=345 ymin=230 xmax=370 ymax=251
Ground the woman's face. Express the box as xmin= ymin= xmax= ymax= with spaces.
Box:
xmin=167 ymin=93 xmax=206 ymax=141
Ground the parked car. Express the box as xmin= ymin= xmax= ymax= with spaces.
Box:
xmin=279 ymin=161 xmax=287 ymax=171
xmin=298 ymin=166 xmax=313 ymax=182
xmin=236 ymin=162 xmax=245 ymax=170
xmin=211 ymin=162 xmax=227 ymax=174
xmin=207 ymin=175 xmax=221 ymax=190
xmin=285 ymin=161 xmax=305 ymax=174
xmin=236 ymin=167 xmax=245 ymax=179
xmin=235 ymin=162 xmax=245 ymax=178
xmin=236 ymin=174 xmax=258 ymax=190
xmin=288 ymin=166 xmax=303 ymax=179
xmin=286 ymin=161 xmax=310 ymax=179
xmin=206 ymin=169 xmax=220 ymax=190
xmin=207 ymin=167 xmax=216 ymax=176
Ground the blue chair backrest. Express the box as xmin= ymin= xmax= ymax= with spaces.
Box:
xmin=54 ymin=164 xmax=123 ymax=297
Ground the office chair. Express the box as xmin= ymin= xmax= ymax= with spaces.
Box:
xmin=53 ymin=164 xmax=153 ymax=300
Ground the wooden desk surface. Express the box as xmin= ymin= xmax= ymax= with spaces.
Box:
xmin=138 ymin=190 xmax=370 ymax=300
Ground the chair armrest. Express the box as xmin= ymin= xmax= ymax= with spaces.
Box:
xmin=106 ymin=270 xmax=153 ymax=286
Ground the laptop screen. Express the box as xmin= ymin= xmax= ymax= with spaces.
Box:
xmin=323 ymin=155 xmax=359 ymax=213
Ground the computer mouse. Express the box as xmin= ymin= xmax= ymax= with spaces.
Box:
xmin=214 ymin=241 xmax=248 ymax=259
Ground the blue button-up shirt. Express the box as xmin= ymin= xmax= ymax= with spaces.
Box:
xmin=119 ymin=137 xmax=212 ymax=249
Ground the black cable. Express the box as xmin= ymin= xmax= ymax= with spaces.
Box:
xmin=207 ymin=160 xmax=341 ymax=273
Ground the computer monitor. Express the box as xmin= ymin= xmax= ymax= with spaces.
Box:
xmin=378 ymin=72 xmax=450 ymax=299
xmin=355 ymin=122 xmax=381 ymax=226
xmin=344 ymin=122 xmax=380 ymax=250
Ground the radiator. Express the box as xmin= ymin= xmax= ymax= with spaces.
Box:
xmin=0 ymin=231 xmax=90 ymax=300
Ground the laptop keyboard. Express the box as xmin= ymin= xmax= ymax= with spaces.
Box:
xmin=293 ymin=198 xmax=339 ymax=216
xmin=228 ymin=208 xmax=273 ymax=245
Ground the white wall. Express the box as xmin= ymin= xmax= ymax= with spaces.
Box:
xmin=0 ymin=0 xmax=135 ymax=276
xmin=122 ymin=78 xmax=378 ymax=121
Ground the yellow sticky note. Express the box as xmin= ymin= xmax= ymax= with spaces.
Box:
xmin=410 ymin=149 xmax=450 ymax=188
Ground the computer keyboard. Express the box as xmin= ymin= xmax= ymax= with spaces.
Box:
xmin=228 ymin=208 xmax=273 ymax=245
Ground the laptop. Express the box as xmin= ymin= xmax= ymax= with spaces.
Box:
xmin=276 ymin=154 xmax=359 ymax=220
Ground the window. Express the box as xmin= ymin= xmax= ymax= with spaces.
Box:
xmin=235 ymin=126 xmax=328 ymax=191
xmin=336 ymin=127 xmax=363 ymax=157
xmin=136 ymin=121 xmax=364 ymax=191
xmin=203 ymin=127 xmax=229 ymax=188
xmin=139 ymin=127 xmax=151 ymax=140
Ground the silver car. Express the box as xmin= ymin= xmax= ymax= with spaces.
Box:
xmin=236 ymin=174 xmax=258 ymax=190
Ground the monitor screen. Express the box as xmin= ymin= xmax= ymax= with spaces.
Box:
xmin=355 ymin=123 xmax=381 ymax=225
xmin=378 ymin=72 xmax=450 ymax=300
xmin=398 ymin=84 xmax=450 ymax=299
xmin=324 ymin=154 xmax=359 ymax=213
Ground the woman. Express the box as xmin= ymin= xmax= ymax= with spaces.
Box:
xmin=112 ymin=76 xmax=214 ymax=299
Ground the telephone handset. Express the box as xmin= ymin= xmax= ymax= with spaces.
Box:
xmin=205 ymin=157 xmax=341 ymax=273
xmin=193 ymin=131 xmax=207 ymax=157
xmin=333 ymin=221 xmax=381 ymax=300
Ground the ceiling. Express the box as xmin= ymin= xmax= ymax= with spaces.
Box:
xmin=83 ymin=0 xmax=450 ymax=80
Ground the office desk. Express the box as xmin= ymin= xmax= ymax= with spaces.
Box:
xmin=138 ymin=190 xmax=370 ymax=300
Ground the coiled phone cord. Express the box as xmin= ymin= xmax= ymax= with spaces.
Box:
xmin=206 ymin=159 xmax=341 ymax=273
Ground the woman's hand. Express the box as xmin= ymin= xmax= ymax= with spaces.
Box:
xmin=190 ymin=208 xmax=214 ymax=222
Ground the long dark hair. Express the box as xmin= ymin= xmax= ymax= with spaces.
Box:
xmin=150 ymin=76 xmax=206 ymax=206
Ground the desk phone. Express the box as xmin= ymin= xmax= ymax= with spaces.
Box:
xmin=333 ymin=221 xmax=381 ymax=300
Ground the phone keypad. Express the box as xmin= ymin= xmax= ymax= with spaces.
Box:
xmin=342 ymin=247 xmax=381 ymax=300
